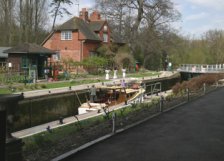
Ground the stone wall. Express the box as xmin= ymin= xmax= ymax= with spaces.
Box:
xmin=13 ymin=91 xmax=87 ymax=131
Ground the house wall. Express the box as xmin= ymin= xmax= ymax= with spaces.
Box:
xmin=7 ymin=54 xmax=21 ymax=71
xmin=83 ymin=42 xmax=100 ymax=58
xmin=43 ymin=31 xmax=101 ymax=62
xmin=98 ymin=22 xmax=111 ymax=45
xmin=43 ymin=31 xmax=82 ymax=62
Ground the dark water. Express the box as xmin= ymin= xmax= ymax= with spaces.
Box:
xmin=14 ymin=76 xmax=180 ymax=131
xmin=144 ymin=76 xmax=180 ymax=93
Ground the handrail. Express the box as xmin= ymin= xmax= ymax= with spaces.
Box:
xmin=178 ymin=64 xmax=224 ymax=73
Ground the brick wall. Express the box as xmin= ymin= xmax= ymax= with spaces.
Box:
xmin=43 ymin=31 xmax=82 ymax=62
xmin=7 ymin=54 xmax=21 ymax=71
xmin=43 ymin=30 xmax=103 ymax=62
xmin=98 ymin=22 xmax=111 ymax=45
xmin=83 ymin=42 xmax=100 ymax=59
xmin=90 ymin=11 xmax=101 ymax=21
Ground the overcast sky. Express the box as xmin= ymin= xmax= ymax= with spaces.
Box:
xmin=55 ymin=0 xmax=224 ymax=38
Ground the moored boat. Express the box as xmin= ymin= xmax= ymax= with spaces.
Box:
xmin=78 ymin=84 xmax=145 ymax=115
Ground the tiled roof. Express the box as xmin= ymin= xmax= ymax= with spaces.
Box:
xmin=111 ymin=33 xmax=126 ymax=44
xmin=3 ymin=43 xmax=55 ymax=54
xmin=56 ymin=17 xmax=101 ymax=41
xmin=89 ymin=21 xmax=105 ymax=31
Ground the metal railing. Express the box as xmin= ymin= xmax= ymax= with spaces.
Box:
xmin=178 ymin=64 xmax=224 ymax=73
xmin=111 ymin=83 xmax=218 ymax=133
xmin=28 ymin=83 xmax=220 ymax=161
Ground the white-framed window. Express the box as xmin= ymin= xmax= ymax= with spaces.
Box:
xmin=61 ymin=31 xmax=72 ymax=40
xmin=103 ymin=33 xmax=108 ymax=42
xmin=53 ymin=51 xmax=61 ymax=61
xmin=89 ymin=51 xmax=97 ymax=57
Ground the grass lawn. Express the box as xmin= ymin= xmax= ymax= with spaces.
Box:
xmin=127 ymin=71 xmax=160 ymax=78
xmin=44 ymin=79 xmax=101 ymax=89
xmin=0 ymin=88 xmax=12 ymax=94
xmin=0 ymin=71 xmax=159 ymax=94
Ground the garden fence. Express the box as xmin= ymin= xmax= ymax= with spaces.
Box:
xmin=103 ymin=83 xmax=219 ymax=134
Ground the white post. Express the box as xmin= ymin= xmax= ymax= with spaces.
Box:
xmin=105 ymin=70 xmax=110 ymax=80
xmin=113 ymin=70 xmax=117 ymax=79
xmin=122 ymin=69 xmax=126 ymax=78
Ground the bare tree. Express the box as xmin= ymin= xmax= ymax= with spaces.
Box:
xmin=95 ymin=0 xmax=129 ymax=36
xmin=0 ymin=0 xmax=15 ymax=45
xmin=203 ymin=30 xmax=224 ymax=64
xmin=17 ymin=0 xmax=48 ymax=43
xmin=49 ymin=0 xmax=73 ymax=31
xmin=95 ymin=0 xmax=180 ymax=70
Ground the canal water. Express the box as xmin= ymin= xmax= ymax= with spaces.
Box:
xmin=14 ymin=75 xmax=180 ymax=131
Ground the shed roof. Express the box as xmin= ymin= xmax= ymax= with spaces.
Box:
xmin=3 ymin=43 xmax=55 ymax=54
xmin=0 ymin=47 xmax=10 ymax=58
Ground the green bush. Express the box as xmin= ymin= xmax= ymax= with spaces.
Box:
xmin=40 ymin=84 xmax=47 ymax=88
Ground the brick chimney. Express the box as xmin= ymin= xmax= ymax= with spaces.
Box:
xmin=90 ymin=10 xmax=101 ymax=21
xmin=79 ymin=8 xmax=89 ymax=22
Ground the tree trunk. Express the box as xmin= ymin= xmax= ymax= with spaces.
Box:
xmin=19 ymin=0 xmax=23 ymax=43
xmin=52 ymin=1 xmax=61 ymax=31
xmin=34 ymin=0 xmax=38 ymax=42
xmin=132 ymin=0 xmax=144 ymax=37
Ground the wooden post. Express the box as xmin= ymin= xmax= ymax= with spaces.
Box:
xmin=112 ymin=112 xmax=116 ymax=134
xmin=203 ymin=83 xmax=206 ymax=95
xmin=187 ymin=88 xmax=190 ymax=102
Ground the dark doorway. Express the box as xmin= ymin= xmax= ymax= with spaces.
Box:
xmin=38 ymin=56 xmax=47 ymax=79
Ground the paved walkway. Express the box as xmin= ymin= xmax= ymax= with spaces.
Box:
xmin=18 ymin=71 xmax=175 ymax=98
xmin=64 ymin=87 xmax=224 ymax=161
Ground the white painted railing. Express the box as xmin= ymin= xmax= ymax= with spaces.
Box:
xmin=177 ymin=64 xmax=224 ymax=73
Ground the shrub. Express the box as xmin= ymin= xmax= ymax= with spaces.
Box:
xmin=151 ymin=98 xmax=159 ymax=105
xmin=166 ymin=94 xmax=175 ymax=101
xmin=172 ymin=74 xmax=224 ymax=95
xmin=17 ymin=86 xmax=24 ymax=91
xmin=40 ymin=84 xmax=47 ymax=88
xmin=172 ymin=82 xmax=182 ymax=95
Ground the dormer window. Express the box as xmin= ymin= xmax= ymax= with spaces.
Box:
xmin=103 ymin=25 xmax=107 ymax=31
xmin=61 ymin=31 xmax=72 ymax=40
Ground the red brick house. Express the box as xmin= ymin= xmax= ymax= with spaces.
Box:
xmin=42 ymin=8 xmax=112 ymax=63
